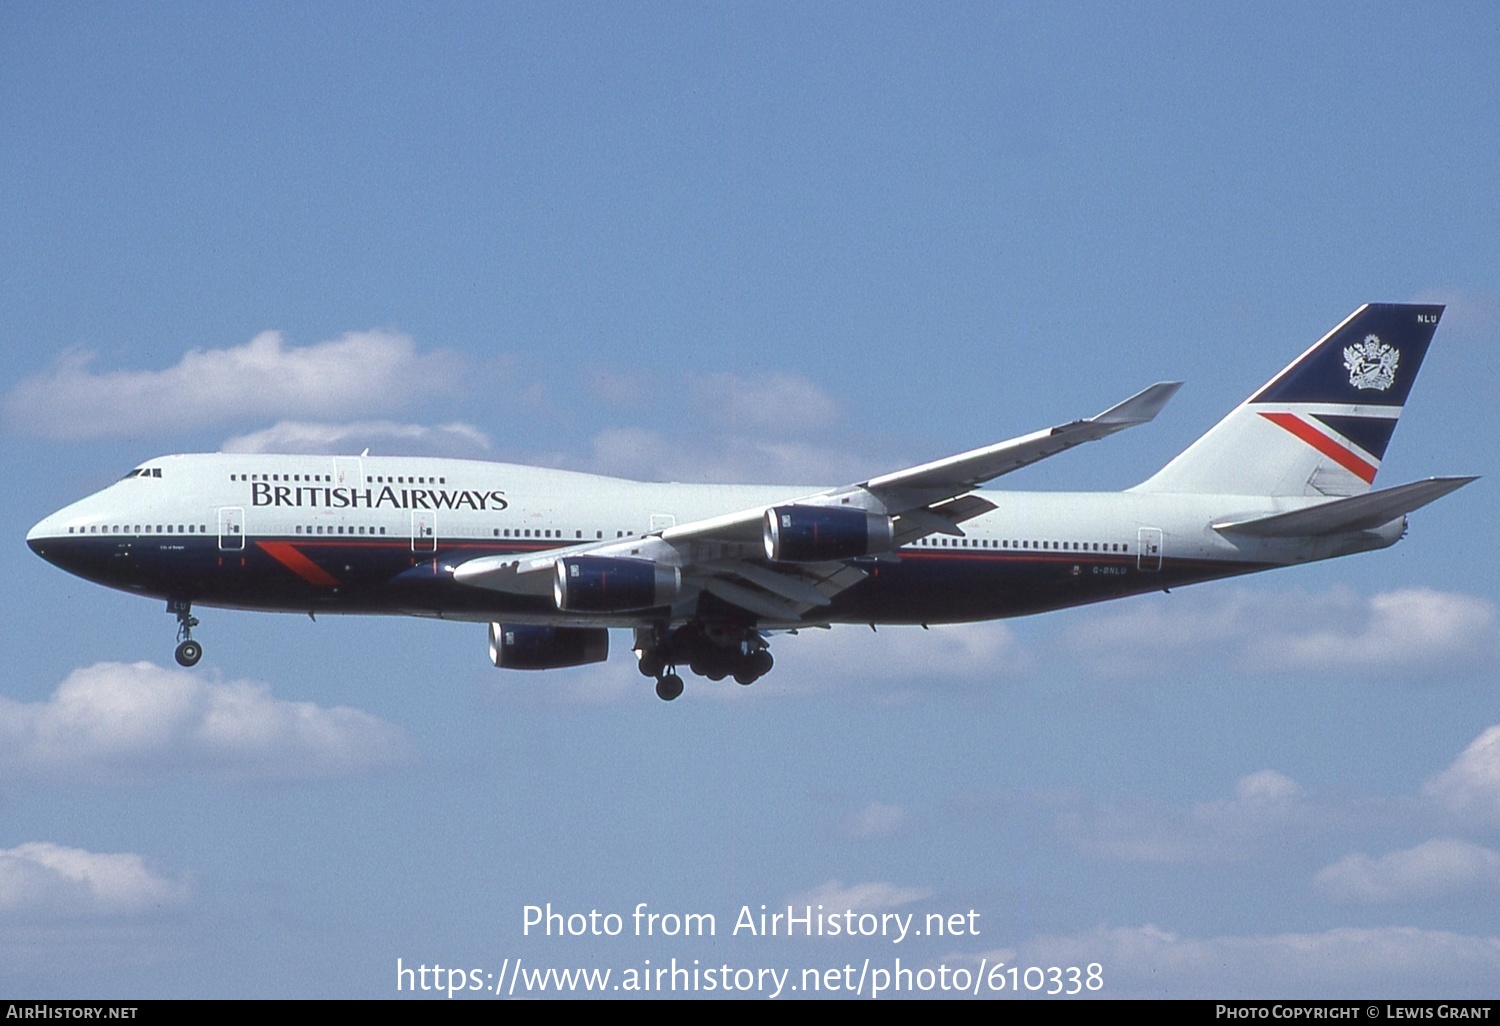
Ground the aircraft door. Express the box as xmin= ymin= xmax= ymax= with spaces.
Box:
xmin=411 ymin=511 xmax=437 ymax=552
xmin=334 ymin=456 xmax=363 ymax=487
xmin=218 ymin=506 xmax=245 ymax=551
xmin=1137 ymin=527 xmax=1163 ymax=571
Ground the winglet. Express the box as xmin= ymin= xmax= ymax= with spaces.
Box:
xmin=1088 ymin=381 xmax=1183 ymax=427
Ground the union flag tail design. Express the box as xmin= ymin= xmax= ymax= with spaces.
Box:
xmin=1135 ymin=304 xmax=1444 ymax=497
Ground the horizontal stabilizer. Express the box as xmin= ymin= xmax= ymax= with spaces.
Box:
xmin=1212 ymin=476 xmax=1476 ymax=537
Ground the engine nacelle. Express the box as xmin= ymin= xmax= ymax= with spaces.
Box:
xmin=554 ymin=556 xmax=681 ymax=612
xmin=763 ymin=505 xmax=895 ymax=563
xmin=489 ymin=623 xmax=609 ymax=670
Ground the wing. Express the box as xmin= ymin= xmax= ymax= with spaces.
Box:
xmin=452 ymin=382 xmax=1180 ymax=620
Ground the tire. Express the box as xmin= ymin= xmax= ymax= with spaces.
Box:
xmin=655 ymin=674 xmax=684 ymax=702
xmin=175 ymin=640 xmax=203 ymax=667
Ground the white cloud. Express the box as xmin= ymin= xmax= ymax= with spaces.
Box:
xmin=1066 ymin=586 xmax=1499 ymax=681
xmin=577 ymin=425 xmax=861 ymax=485
xmin=1317 ymin=839 xmax=1500 ymax=904
xmin=0 ymin=662 xmax=412 ymax=784
xmin=688 ymin=372 xmax=842 ymax=436
xmin=847 ymin=802 xmax=906 ymax=840
xmin=0 ymin=843 xmax=189 ymax=918
xmin=583 ymin=369 xmax=843 ymax=436
xmin=788 ymin=879 xmax=932 ymax=913
xmin=221 ymin=419 xmax=491 ymax=457
xmin=1424 ymin=725 xmax=1500 ymax=828
xmin=1060 ymin=769 xmax=1319 ymax=864
xmin=5 ymin=329 xmax=462 ymax=439
xmin=975 ymin=923 xmax=1500 ymax=998
xmin=1410 ymin=288 xmax=1500 ymax=343
xmin=786 ymin=621 xmax=1027 ymax=689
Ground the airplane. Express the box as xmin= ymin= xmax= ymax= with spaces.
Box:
xmin=27 ymin=303 xmax=1474 ymax=701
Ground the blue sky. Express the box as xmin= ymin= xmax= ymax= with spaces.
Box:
xmin=2 ymin=2 xmax=1498 ymax=998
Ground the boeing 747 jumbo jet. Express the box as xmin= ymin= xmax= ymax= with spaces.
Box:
xmin=28 ymin=304 xmax=1474 ymax=700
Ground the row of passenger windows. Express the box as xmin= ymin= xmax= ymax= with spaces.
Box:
xmin=231 ymin=473 xmax=330 ymax=482
xmin=228 ymin=473 xmax=449 ymax=485
xmin=68 ymin=523 xmax=639 ymax=541
xmin=294 ymin=525 xmax=388 ymax=535
xmin=70 ymin=524 xmax=205 ymax=535
xmin=491 ymin=528 xmax=640 ymax=540
xmin=912 ymin=537 xmax=1130 ymax=553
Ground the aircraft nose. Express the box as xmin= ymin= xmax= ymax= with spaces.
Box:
xmin=27 ymin=511 xmax=65 ymax=560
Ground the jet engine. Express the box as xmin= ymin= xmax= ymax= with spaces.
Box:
xmin=763 ymin=505 xmax=894 ymax=563
xmin=489 ymin=623 xmax=609 ymax=669
xmin=553 ymin=556 xmax=681 ymax=612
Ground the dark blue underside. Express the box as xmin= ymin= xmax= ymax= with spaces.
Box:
xmin=30 ymin=535 xmax=1266 ymax=625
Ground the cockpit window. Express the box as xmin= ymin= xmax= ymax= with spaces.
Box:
xmin=119 ymin=468 xmax=162 ymax=480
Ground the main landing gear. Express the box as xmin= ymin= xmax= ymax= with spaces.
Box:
xmin=634 ymin=623 xmax=775 ymax=702
xmin=168 ymin=599 xmax=202 ymax=667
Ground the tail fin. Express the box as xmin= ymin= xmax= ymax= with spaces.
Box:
xmin=1134 ymin=303 xmax=1444 ymax=496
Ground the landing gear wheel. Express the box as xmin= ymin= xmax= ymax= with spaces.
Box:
xmin=654 ymin=673 xmax=684 ymax=702
xmin=168 ymin=599 xmax=202 ymax=667
xmin=736 ymin=650 xmax=772 ymax=685
xmin=175 ymin=640 xmax=202 ymax=667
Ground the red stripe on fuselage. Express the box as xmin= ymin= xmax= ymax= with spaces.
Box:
xmin=256 ymin=541 xmax=343 ymax=586
xmin=1258 ymin=411 xmax=1377 ymax=484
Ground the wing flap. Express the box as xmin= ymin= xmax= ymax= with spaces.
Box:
xmin=891 ymin=494 xmax=998 ymax=544
xmin=699 ymin=576 xmax=804 ymax=621
xmin=722 ymin=562 xmax=833 ymax=607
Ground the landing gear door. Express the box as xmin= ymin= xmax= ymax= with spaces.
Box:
xmin=218 ymin=506 xmax=245 ymax=551
xmin=1137 ymin=527 xmax=1163 ymax=571
xmin=411 ymin=511 xmax=437 ymax=552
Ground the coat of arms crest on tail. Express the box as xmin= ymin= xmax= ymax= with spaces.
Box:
xmin=1343 ymin=334 xmax=1399 ymax=391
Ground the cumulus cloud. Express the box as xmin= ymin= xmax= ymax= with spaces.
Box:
xmin=1424 ymin=725 xmax=1500 ymax=827
xmin=688 ymin=372 xmax=842 ymax=436
xmin=1066 ymin=586 xmax=1499 ymax=681
xmin=1410 ymin=288 xmax=1500 ymax=343
xmin=847 ymin=802 xmax=906 ymax=840
xmin=575 ymin=425 xmax=862 ymax=485
xmin=0 ymin=662 xmax=412 ymax=784
xmin=974 ymin=923 xmax=1500 ymax=998
xmin=221 ymin=419 xmax=491 ymax=457
xmin=1060 ymin=769 xmax=1320 ymax=864
xmin=1316 ymin=839 xmax=1500 ymax=904
xmin=542 ymin=369 xmax=868 ymax=484
xmin=788 ymin=879 xmax=932 ymax=912
xmin=584 ymin=369 xmax=842 ymax=435
xmin=0 ymin=843 xmax=190 ymax=918
xmin=786 ymin=621 xmax=1026 ymax=689
xmin=5 ymin=329 xmax=463 ymax=439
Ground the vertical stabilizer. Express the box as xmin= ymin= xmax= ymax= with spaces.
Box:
xmin=1133 ymin=303 xmax=1443 ymax=496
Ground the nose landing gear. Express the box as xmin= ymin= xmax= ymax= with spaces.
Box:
xmin=168 ymin=599 xmax=202 ymax=667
